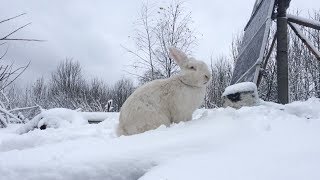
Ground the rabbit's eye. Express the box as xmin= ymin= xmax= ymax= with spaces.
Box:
xmin=189 ymin=66 xmax=196 ymax=70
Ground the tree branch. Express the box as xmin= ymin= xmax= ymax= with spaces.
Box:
xmin=0 ymin=13 xmax=26 ymax=24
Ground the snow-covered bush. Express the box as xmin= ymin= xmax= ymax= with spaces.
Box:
xmin=222 ymin=82 xmax=259 ymax=109
xmin=17 ymin=108 xmax=88 ymax=134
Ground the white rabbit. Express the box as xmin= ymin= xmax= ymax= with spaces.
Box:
xmin=117 ymin=48 xmax=211 ymax=136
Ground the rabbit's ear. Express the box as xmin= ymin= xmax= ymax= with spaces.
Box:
xmin=169 ymin=47 xmax=188 ymax=67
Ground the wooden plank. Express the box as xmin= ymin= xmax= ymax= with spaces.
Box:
xmin=257 ymin=33 xmax=277 ymax=86
xmin=287 ymin=14 xmax=320 ymax=31
xmin=288 ymin=22 xmax=320 ymax=61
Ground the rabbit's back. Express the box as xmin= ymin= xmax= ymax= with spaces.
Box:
xmin=117 ymin=79 xmax=171 ymax=136
xmin=117 ymin=76 xmax=206 ymax=136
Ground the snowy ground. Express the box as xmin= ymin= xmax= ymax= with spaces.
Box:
xmin=1 ymin=98 xmax=320 ymax=180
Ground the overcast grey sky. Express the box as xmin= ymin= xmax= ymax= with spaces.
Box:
xmin=1 ymin=0 xmax=319 ymax=86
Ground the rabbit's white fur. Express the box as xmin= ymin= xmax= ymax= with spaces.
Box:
xmin=117 ymin=48 xmax=211 ymax=136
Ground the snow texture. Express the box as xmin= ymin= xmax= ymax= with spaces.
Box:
xmin=1 ymin=98 xmax=320 ymax=180
xmin=222 ymin=82 xmax=258 ymax=96
xmin=16 ymin=108 xmax=88 ymax=134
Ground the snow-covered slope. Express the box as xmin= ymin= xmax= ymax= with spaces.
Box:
xmin=1 ymin=98 xmax=320 ymax=180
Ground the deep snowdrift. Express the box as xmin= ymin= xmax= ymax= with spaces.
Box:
xmin=0 ymin=98 xmax=320 ymax=180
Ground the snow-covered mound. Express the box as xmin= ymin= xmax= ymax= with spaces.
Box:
xmin=38 ymin=108 xmax=88 ymax=127
xmin=16 ymin=108 xmax=88 ymax=134
xmin=222 ymin=81 xmax=258 ymax=96
xmin=222 ymin=82 xmax=259 ymax=108
xmin=1 ymin=98 xmax=320 ymax=180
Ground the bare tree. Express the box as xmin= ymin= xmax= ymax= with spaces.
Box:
xmin=0 ymin=13 xmax=41 ymax=127
xmin=0 ymin=13 xmax=43 ymax=91
xmin=48 ymin=59 xmax=86 ymax=109
xmin=230 ymin=33 xmax=243 ymax=63
xmin=125 ymin=2 xmax=157 ymax=82
xmin=51 ymin=59 xmax=84 ymax=94
xmin=153 ymin=1 xmax=197 ymax=78
xmin=126 ymin=1 xmax=197 ymax=84
xmin=138 ymin=69 xmax=164 ymax=85
xmin=30 ymin=77 xmax=48 ymax=108
xmin=86 ymin=78 xmax=113 ymax=112
xmin=111 ymin=78 xmax=135 ymax=112
xmin=22 ymin=59 xmax=132 ymax=112
xmin=205 ymin=56 xmax=233 ymax=108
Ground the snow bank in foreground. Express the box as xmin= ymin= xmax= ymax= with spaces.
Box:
xmin=1 ymin=98 xmax=320 ymax=180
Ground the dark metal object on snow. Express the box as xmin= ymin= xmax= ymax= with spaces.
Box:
xmin=231 ymin=0 xmax=275 ymax=85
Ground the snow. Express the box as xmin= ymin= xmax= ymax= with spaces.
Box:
xmin=39 ymin=108 xmax=88 ymax=126
xmin=222 ymin=81 xmax=258 ymax=96
xmin=16 ymin=108 xmax=88 ymax=134
xmin=1 ymin=98 xmax=320 ymax=180
xmin=0 ymin=107 xmax=23 ymax=123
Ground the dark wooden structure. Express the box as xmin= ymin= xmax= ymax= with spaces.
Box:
xmin=231 ymin=0 xmax=320 ymax=104
xmin=276 ymin=0 xmax=289 ymax=104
